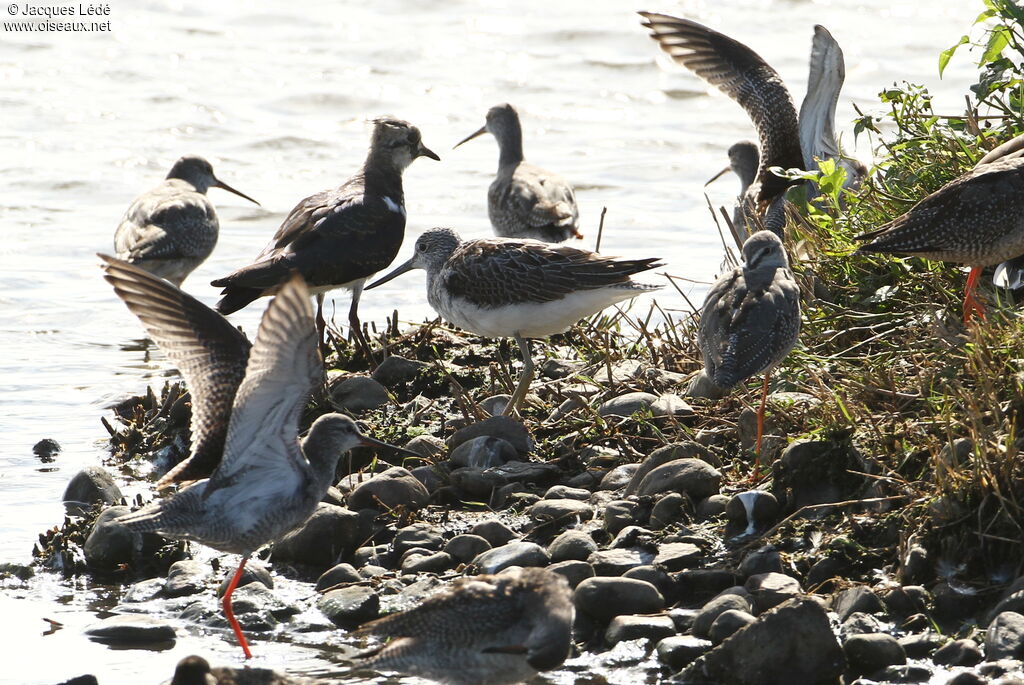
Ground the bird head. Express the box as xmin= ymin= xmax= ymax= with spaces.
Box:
xmin=166 ymin=155 xmax=259 ymax=205
xmin=742 ymin=230 xmax=789 ymax=270
xmin=370 ymin=117 xmax=440 ymax=171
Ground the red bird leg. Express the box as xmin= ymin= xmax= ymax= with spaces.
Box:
xmin=222 ymin=554 xmax=253 ymax=659
xmin=753 ymin=373 xmax=771 ymax=479
xmin=963 ymin=267 xmax=987 ymax=322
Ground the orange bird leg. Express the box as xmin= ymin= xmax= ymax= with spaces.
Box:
xmin=962 ymin=266 xmax=987 ymax=323
xmin=222 ymin=554 xmax=253 ymax=659
xmin=752 ymin=373 xmax=771 ymax=479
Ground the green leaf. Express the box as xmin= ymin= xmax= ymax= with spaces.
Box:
xmin=982 ymin=26 xmax=1011 ymax=64
xmin=975 ymin=8 xmax=997 ymax=23
xmin=939 ymin=35 xmax=969 ymax=76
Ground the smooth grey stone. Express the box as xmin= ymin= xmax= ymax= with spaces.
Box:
xmin=393 ymin=522 xmax=444 ymax=556
xmin=218 ymin=560 xmax=271 ymax=594
xmin=933 ymin=638 xmax=983 ymax=666
xmin=271 ymin=503 xmax=361 ymax=569
xmin=843 ymin=633 xmax=907 ymax=674
xmin=444 ymin=534 xmax=491 ymax=563
xmin=33 ymin=438 xmax=62 ymax=461
xmin=403 ymin=434 xmax=447 ymax=459
xmin=548 ymin=530 xmax=598 ymax=563
xmin=657 ymin=635 xmax=712 ymax=670
xmin=883 ymin=585 xmax=931 ymax=617
xmin=470 ymin=520 xmax=517 ymax=547
xmin=692 ymin=590 xmax=754 ymax=638
xmin=472 ymin=542 xmax=548 ymax=574
xmin=408 ymin=465 xmax=445 ymax=494
xmin=633 ymin=458 xmax=721 ymax=500
xmin=599 ymin=463 xmax=639 ymax=491
xmin=573 ymin=577 xmax=665 ymax=622
xmin=989 ymin=577 xmax=1024 ymax=623
xmin=543 ymin=485 xmax=590 ymax=500
xmin=945 ymin=673 xmax=986 ymax=685
xmin=679 ymin=598 xmax=843 ymax=684
xmin=163 ymin=560 xmax=208 ymax=598
xmin=63 ymin=466 xmax=122 ymax=513
xmin=318 ymin=586 xmax=380 ymax=627
xmin=651 ymin=393 xmax=694 ymax=419
xmin=230 ymin=583 xmax=299 ymax=620
xmin=449 ymin=435 xmax=517 ymax=469
xmin=739 ymin=546 xmax=783 ymax=577
xmin=315 ymin=563 xmax=361 ymax=591
xmin=987 ymin=611 xmax=1024 ymax=660
xmin=744 ymin=572 xmax=801 ymax=612
xmin=598 ymin=392 xmax=657 ymax=418
xmin=351 ymin=543 xmax=393 ymax=569
xmin=653 ymin=542 xmax=702 ymax=572
xmin=708 ymin=609 xmax=756 ymax=644
xmin=588 ymin=547 xmax=649 ymax=576
xmin=84 ymin=614 xmax=175 ymax=643
xmin=806 ymin=556 xmax=847 ymax=592
xmin=677 ymin=569 xmax=740 ymax=603
xmin=529 ymin=498 xmax=593 ymax=526
xmin=485 ymin=460 xmax=558 ymax=484
xmin=605 ymin=614 xmax=676 ymax=645
xmin=899 ymin=631 xmax=945 ymax=658
xmin=83 ymin=505 xmax=140 ymax=571
xmin=603 ymin=499 xmax=645 ymax=535
xmin=841 ymin=611 xmax=885 ymax=638
xmin=625 ymin=442 xmax=716 ymax=495
xmin=872 ymin=664 xmax=932 ymax=682
xmin=623 ymin=565 xmax=675 ymax=602
xmin=834 ymin=585 xmax=886 ymax=621
xmin=650 ymin=492 xmax=687 ymax=529
xmin=329 ymin=375 xmax=390 ymax=412
xmin=695 ymin=494 xmax=730 ymax=520
xmin=371 ymin=355 xmax=427 ymax=386
xmin=479 ymin=394 xmax=512 ymax=416
xmin=401 ymin=551 xmax=453 ymax=574
xmin=348 ymin=467 xmax=430 ymax=511
xmin=547 ymin=560 xmax=595 ymax=588
xmin=448 ymin=416 xmax=533 ymax=456
xmin=359 ymin=564 xmax=388 ymax=578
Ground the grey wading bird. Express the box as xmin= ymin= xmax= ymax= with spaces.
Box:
xmin=355 ymin=567 xmax=574 ymax=685
xmin=695 ymin=231 xmax=801 ymax=475
xmin=454 ymin=103 xmax=582 ymax=243
xmin=211 ymin=117 xmax=439 ymax=356
xmin=100 ymin=256 xmax=416 ymax=658
xmin=366 ymin=228 xmax=662 ymax=416
xmin=114 ymin=155 xmax=259 ymax=287
xmin=642 ymin=14 xmax=866 ymax=239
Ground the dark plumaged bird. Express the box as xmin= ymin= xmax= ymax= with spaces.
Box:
xmin=211 ymin=117 xmax=438 ymax=355
xmin=455 ymin=103 xmax=582 ymax=243
xmin=858 ymin=153 xmax=1024 ymax=322
xmin=101 ymin=258 xmax=416 ymax=657
xmin=696 ymin=231 xmax=801 ymax=474
xmin=355 ymin=567 xmax=574 ymax=685
xmin=367 ymin=228 xmax=662 ymax=415
xmin=114 ymin=155 xmax=258 ymax=287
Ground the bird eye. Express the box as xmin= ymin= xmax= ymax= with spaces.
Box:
xmin=417 ymin=242 xmax=427 ymax=252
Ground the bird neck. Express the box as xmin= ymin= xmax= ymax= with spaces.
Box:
xmin=496 ymin=125 xmax=525 ymax=168
xmin=300 ymin=435 xmax=342 ymax=494
xmin=359 ymin=162 xmax=406 ymax=204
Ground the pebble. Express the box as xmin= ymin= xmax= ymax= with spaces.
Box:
xmin=371 ymin=355 xmax=427 ymax=386
xmin=990 ymin=577 xmax=1024 ymax=622
xmin=744 ymin=572 xmax=802 ymax=612
xmin=588 ymin=548 xmax=649 ymax=576
xmin=408 ymin=465 xmax=445 ymax=493
xmin=403 ymin=435 xmax=447 ymax=459
xmin=933 ymin=638 xmax=983 ymax=666
xmin=529 ymin=498 xmax=594 ymax=526
xmin=650 ymin=393 xmax=694 ymax=419
xmin=163 ymin=560 xmax=208 ymax=598
xmin=328 ymin=375 xmax=390 ymax=411
xmin=317 ymin=586 xmax=380 ymax=627
xmin=883 ymin=585 xmax=931 ymax=617
xmin=625 ymin=442 xmax=715 ymax=495
xmin=315 ymin=563 xmax=361 ymax=591
xmin=680 ymin=598 xmax=843 ymax=684
xmin=987 ymin=611 xmax=1024 ymax=660
xmin=946 ymin=673 xmax=986 ymax=685
xmin=708 ymin=608 xmax=756 ymax=644
xmin=597 ymin=392 xmax=657 ymax=417
xmin=657 ymin=635 xmax=712 ymax=670
xmin=444 ymin=534 xmax=491 ymax=563
xmin=605 ymin=614 xmax=676 ymax=645
xmin=448 ymin=435 xmax=517 ymax=469
xmin=271 ymin=503 xmax=361 ymax=569
xmin=738 ymin=546 xmax=783 ymax=577
xmin=692 ymin=590 xmax=754 ymax=638
xmin=547 ymin=559 xmax=595 ymax=588
xmin=84 ymin=614 xmax=176 ymax=644
xmin=230 ymin=582 xmax=299 ymax=620
xmin=631 ymin=458 xmax=721 ymax=500
xmin=543 ymin=485 xmax=591 ymax=500
xmin=599 ymin=463 xmax=638 ymax=491
xmin=841 ymin=611 xmax=885 ymax=638
xmin=649 ymin=492 xmax=687 ymax=529
xmin=603 ymin=499 xmax=645 ymax=535
xmin=348 ymin=467 xmax=430 ymax=511
xmin=470 ymin=519 xmax=516 ymax=547
xmin=33 ymin=438 xmax=62 ymax=461
xmin=652 ymin=542 xmax=702 ymax=572
xmin=573 ymin=577 xmax=665 ymax=622
xmin=83 ymin=505 xmax=141 ymax=571
xmin=448 ymin=416 xmax=533 ymax=456
xmin=933 ymin=580 xmax=982 ymax=620
xmin=472 ymin=541 xmax=549 ymax=574
xmin=401 ymin=551 xmax=454 ymax=574
xmin=392 ymin=522 xmax=444 ymax=556
xmin=695 ymin=493 xmax=730 ymax=520
xmin=63 ymin=466 xmax=122 ymax=514
xmin=548 ymin=530 xmax=598 ymax=563
xmin=898 ymin=631 xmax=945 ymax=659
xmin=843 ymin=633 xmax=907 ymax=674
xmin=834 ymin=585 xmax=886 ymax=621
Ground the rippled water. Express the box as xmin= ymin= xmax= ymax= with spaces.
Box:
xmin=1 ymin=1 xmax=978 ymax=682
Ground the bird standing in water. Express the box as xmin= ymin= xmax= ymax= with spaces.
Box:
xmin=211 ymin=117 xmax=439 ymax=357
xmin=367 ymin=228 xmax=661 ymax=415
xmin=455 ymin=103 xmax=582 ymax=243
xmin=114 ymin=155 xmax=259 ymax=287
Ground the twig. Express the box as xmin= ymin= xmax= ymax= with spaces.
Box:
xmin=595 ymin=206 xmax=608 ymax=254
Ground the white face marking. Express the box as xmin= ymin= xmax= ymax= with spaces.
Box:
xmin=382 ymin=196 xmax=406 ymax=217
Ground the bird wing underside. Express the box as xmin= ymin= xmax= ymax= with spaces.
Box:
xmin=99 ymin=256 xmax=252 ymax=486
xmin=799 ymin=25 xmax=844 ymax=170
xmin=210 ymin=275 xmax=320 ymax=494
xmin=442 ymin=239 xmax=662 ymax=307
xmin=640 ymin=12 xmax=804 ymax=201
xmin=858 ymin=158 xmax=1024 ymax=254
